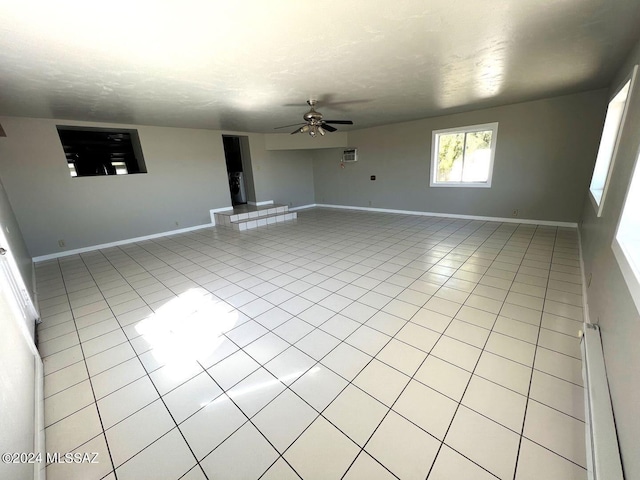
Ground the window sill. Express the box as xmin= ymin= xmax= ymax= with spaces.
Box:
xmin=612 ymin=237 xmax=640 ymax=315
xmin=429 ymin=182 xmax=492 ymax=188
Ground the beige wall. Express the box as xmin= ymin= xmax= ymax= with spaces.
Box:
xmin=579 ymin=39 xmax=640 ymax=479
xmin=0 ymin=119 xmax=318 ymax=257
xmin=265 ymin=131 xmax=348 ymax=150
xmin=0 ymin=176 xmax=33 ymax=300
xmin=313 ymin=90 xmax=608 ymax=223
xmin=0 ymin=117 xmax=231 ymax=256
xmin=2 ymin=91 xmax=606 ymax=259
xmin=241 ymin=134 xmax=316 ymax=207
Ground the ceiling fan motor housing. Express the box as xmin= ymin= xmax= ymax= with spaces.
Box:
xmin=303 ymin=110 xmax=322 ymax=124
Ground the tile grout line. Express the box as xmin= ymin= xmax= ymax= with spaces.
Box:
xmin=43 ymin=214 xmax=521 ymax=478
xmin=511 ymin=226 xmax=573 ymax=478
xmin=35 ymin=210 xmax=587 ymax=479
xmin=186 ymin=216 xmax=503 ymax=478
xmin=39 ymin=264 xmax=588 ymax=400
xmin=40 ymin=252 xmax=209 ymax=479
xmin=425 ymin=223 xmax=558 ymax=478
xmin=75 ymin=245 xmax=215 ymax=480
xmin=339 ymin=222 xmax=533 ymax=479
xmin=421 ymin=222 xmax=538 ymax=479
xmin=51 ymin=257 xmax=119 ymax=480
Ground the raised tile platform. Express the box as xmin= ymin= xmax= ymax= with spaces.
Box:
xmin=214 ymin=203 xmax=297 ymax=231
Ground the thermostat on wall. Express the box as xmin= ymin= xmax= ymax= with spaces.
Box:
xmin=342 ymin=148 xmax=358 ymax=163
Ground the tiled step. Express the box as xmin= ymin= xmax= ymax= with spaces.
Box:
xmin=214 ymin=203 xmax=297 ymax=230
xmin=231 ymin=211 xmax=297 ymax=231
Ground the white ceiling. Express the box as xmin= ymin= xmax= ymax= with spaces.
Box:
xmin=1 ymin=1 xmax=639 ymax=133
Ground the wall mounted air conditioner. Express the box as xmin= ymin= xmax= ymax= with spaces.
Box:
xmin=342 ymin=148 xmax=358 ymax=163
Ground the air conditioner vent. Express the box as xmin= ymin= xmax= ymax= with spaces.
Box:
xmin=342 ymin=148 xmax=358 ymax=163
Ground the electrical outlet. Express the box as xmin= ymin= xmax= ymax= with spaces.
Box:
xmin=512 ymin=209 xmax=519 ymax=217
xmin=58 ymin=240 xmax=65 ymax=248
xmin=368 ymin=200 xmax=372 ymax=206
xmin=175 ymin=221 xmax=179 ymax=226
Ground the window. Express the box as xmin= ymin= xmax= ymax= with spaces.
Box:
xmin=589 ymin=65 xmax=637 ymax=216
xmin=430 ymin=122 xmax=498 ymax=188
xmin=112 ymin=162 xmax=129 ymax=175
xmin=612 ymin=147 xmax=640 ymax=314
xmin=57 ymin=126 xmax=147 ymax=177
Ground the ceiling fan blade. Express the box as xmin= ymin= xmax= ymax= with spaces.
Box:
xmin=321 ymin=123 xmax=337 ymax=132
xmin=290 ymin=127 xmax=302 ymax=135
xmin=274 ymin=122 xmax=307 ymax=130
xmin=323 ymin=120 xmax=354 ymax=125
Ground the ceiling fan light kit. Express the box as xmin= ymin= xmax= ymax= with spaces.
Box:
xmin=275 ymin=99 xmax=354 ymax=138
xmin=301 ymin=125 xmax=326 ymax=136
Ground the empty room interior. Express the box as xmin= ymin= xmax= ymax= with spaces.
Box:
xmin=2 ymin=1 xmax=640 ymax=479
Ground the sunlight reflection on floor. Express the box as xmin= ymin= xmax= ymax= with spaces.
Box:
xmin=136 ymin=288 xmax=239 ymax=377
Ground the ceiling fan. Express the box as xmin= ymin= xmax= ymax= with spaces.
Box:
xmin=274 ymin=99 xmax=354 ymax=137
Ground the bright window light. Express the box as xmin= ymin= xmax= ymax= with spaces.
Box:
xmin=589 ymin=65 xmax=637 ymax=216
xmin=112 ymin=161 xmax=128 ymax=175
xmin=612 ymin=148 xmax=640 ymax=314
xmin=430 ymin=122 xmax=498 ymax=188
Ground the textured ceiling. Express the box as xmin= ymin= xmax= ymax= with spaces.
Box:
xmin=1 ymin=0 xmax=639 ymax=132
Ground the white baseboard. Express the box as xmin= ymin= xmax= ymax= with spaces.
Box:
xmin=32 ymin=204 xmax=578 ymax=263
xmin=247 ymin=200 xmax=274 ymax=206
xmin=313 ymin=203 xmax=579 ymax=228
xmin=577 ymin=226 xmax=591 ymax=325
xmin=33 ymin=223 xmax=214 ymax=262
xmin=289 ymin=204 xmax=317 ymax=212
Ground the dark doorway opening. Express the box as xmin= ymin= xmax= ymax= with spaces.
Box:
xmin=222 ymin=136 xmax=247 ymax=206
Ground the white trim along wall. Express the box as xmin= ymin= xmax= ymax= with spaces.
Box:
xmin=34 ymin=204 xmax=577 ymax=262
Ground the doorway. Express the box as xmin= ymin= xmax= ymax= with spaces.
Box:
xmin=222 ymin=136 xmax=249 ymax=206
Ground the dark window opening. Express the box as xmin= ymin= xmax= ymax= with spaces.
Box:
xmin=57 ymin=126 xmax=147 ymax=177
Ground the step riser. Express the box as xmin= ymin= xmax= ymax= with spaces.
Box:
xmin=215 ymin=205 xmax=288 ymax=225
xmin=232 ymin=212 xmax=297 ymax=231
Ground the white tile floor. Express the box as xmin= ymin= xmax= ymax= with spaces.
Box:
xmin=35 ymin=208 xmax=588 ymax=480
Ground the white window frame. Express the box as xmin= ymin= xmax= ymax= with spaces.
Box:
xmin=612 ymin=143 xmax=640 ymax=314
xmin=589 ymin=65 xmax=638 ymax=216
xmin=430 ymin=122 xmax=498 ymax=188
